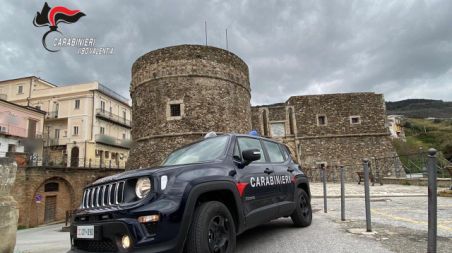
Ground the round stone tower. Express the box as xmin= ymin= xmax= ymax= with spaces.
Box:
xmin=127 ymin=45 xmax=252 ymax=169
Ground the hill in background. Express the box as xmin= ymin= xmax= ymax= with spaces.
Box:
xmin=392 ymin=118 xmax=452 ymax=165
xmin=386 ymin=99 xmax=452 ymax=118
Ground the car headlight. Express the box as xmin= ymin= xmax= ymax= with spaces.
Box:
xmin=135 ymin=177 xmax=151 ymax=199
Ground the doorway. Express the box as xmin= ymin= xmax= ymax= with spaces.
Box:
xmin=70 ymin=147 xmax=79 ymax=167
xmin=44 ymin=196 xmax=57 ymax=223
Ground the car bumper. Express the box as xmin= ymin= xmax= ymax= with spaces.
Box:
xmin=69 ymin=219 xmax=182 ymax=253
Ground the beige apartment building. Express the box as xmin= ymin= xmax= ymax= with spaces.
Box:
xmin=0 ymin=76 xmax=132 ymax=168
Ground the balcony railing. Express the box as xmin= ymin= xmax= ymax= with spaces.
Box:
xmin=96 ymin=109 xmax=131 ymax=128
xmin=46 ymin=111 xmax=59 ymax=119
xmin=98 ymin=83 xmax=129 ymax=105
xmin=95 ymin=134 xmax=132 ymax=149
xmin=44 ymin=137 xmax=68 ymax=146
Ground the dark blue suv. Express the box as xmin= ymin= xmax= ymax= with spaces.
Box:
xmin=69 ymin=133 xmax=312 ymax=253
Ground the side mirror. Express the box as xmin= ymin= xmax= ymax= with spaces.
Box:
xmin=242 ymin=149 xmax=261 ymax=166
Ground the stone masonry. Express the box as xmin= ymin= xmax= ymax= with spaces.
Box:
xmin=252 ymin=93 xmax=401 ymax=181
xmin=0 ymin=158 xmax=19 ymax=253
xmin=11 ymin=166 xmax=123 ymax=227
xmin=126 ymin=44 xmax=399 ymax=181
xmin=128 ymin=45 xmax=252 ymax=168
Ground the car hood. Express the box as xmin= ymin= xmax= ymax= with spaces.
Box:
xmin=88 ymin=162 xmax=220 ymax=186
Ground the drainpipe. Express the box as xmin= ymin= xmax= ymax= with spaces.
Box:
xmin=28 ymin=77 xmax=33 ymax=106
xmin=84 ymin=140 xmax=87 ymax=167
xmin=91 ymin=91 xmax=95 ymax=140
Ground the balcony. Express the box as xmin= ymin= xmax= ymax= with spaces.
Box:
xmin=0 ymin=125 xmax=27 ymax=138
xmin=46 ymin=111 xmax=67 ymax=120
xmin=95 ymin=134 xmax=132 ymax=149
xmin=95 ymin=109 xmax=131 ymax=128
xmin=44 ymin=138 xmax=67 ymax=146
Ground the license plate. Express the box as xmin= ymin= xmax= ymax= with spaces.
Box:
xmin=77 ymin=225 xmax=95 ymax=239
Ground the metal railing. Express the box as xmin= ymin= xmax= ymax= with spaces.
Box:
xmin=26 ymin=154 xmax=126 ymax=169
xmin=98 ymin=83 xmax=129 ymax=105
xmin=95 ymin=109 xmax=131 ymax=127
xmin=46 ymin=111 xmax=60 ymax=119
xmin=44 ymin=137 xmax=68 ymax=146
xmin=304 ymin=152 xmax=451 ymax=184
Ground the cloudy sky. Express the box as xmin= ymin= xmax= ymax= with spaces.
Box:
xmin=1 ymin=0 xmax=452 ymax=105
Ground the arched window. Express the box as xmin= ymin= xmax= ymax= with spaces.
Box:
xmin=262 ymin=110 xmax=269 ymax=136
xmin=45 ymin=182 xmax=59 ymax=192
xmin=288 ymin=107 xmax=294 ymax=135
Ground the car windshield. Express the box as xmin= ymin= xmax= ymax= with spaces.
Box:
xmin=162 ymin=135 xmax=230 ymax=166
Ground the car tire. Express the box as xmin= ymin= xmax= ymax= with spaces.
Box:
xmin=291 ymin=188 xmax=312 ymax=227
xmin=186 ymin=201 xmax=236 ymax=253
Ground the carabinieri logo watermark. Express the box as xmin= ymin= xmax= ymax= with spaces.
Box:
xmin=33 ymin=2 xmax=114 ymax=55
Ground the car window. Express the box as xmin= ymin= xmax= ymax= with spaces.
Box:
xmin=233 ymin=141 xmax=241 ymax=161
xmin=263 ymin=140 xmax=285 ymax=163
xmin=237 ymin=137 xmax=266 ymax=162
xmin=280 ymin=145 xmax=288 ymax=160
xmin=162 ymin=135 xmax=229 ymax=166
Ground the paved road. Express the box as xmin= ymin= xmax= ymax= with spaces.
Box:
xmin=311 ymin=196 xmax=452 ymax=253
xmin=236 ymin=213 xmax=391 ymax=253
xmin=309 ymin=182 xmax=448 ymax=197
xmin=15 ymin=213 xmax=392 ymax=253
xmin=15 ymin=194 xmax=452 ymax=253
xmin=313 ymin=196 xmax=452 ymax=237
xmin=15 ymin=224 xmax=69 ymax=253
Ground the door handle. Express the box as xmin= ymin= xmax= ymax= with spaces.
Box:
xmin=287 ymin=167 xmax=295 ymax=173
xmin=264 ymin=168 xmax=274 ymax=174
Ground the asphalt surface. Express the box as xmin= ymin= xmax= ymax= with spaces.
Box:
xmin=15 ymin=224 xmax=69 ymax=253
xmin=236 ymin=213 xmax=391 ymax=253
xmin=14 ymin=195 xmax=452 ymax=253
xmin=15 ymin=212 xmax=392 ymax=253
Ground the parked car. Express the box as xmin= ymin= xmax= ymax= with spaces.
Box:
xmin=69 ymin=133 xmax=312 ymax=253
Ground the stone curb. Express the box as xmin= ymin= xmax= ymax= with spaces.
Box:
xmin=312 ymin=194 xmax=427 ymax=198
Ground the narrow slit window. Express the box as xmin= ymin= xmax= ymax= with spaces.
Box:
xmin=317 ymin=115 xmax=327 ymax=126
xmin=350 ymin=116 xmax=361 ymax=125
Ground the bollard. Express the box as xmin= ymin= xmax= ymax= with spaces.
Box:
xmin=321 ymin=164 xmax=327 ymax=213
xmin=340 ymin=165 xmax=345 ymax=221
xmin=427 ymin=148 xmax=437 ymax=253
xmin=363 ymin=159 xmax=372 ymax=232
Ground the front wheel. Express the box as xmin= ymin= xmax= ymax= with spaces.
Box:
xmin=186 ymin=201 xmax=236 ymax=253
xmin=291 ymin=188 xmax=312 ymax=227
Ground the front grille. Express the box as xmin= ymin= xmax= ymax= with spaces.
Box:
xmin=74 ymin=239 xmax=117 ymax=252
xmin=81 ymin=181 xmax=125 ymax=209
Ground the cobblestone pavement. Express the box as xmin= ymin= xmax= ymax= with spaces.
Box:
xmin=309 ymin=182 xmax=449 ymax=197
xmin=311 ymin=196 xmax=452 ymax=252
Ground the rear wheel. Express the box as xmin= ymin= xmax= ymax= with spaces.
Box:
xmin=186 ymin=201 xmax=236 ymax=253
xmin=291 ymin=188 xmax=312 ymax=227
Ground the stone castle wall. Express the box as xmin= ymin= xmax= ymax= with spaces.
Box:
xmin=127 ymin=44 xmax=399 ymax=181
xmin=287 ymin=93 xmax=387 ymax=136
xmin=128 ymin=45 xmax=252 ymax=168
xmin=251 ymin=93 xmax=400 ymax=181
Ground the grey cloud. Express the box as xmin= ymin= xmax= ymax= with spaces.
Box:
xmin=1 ymin=0 xmax=452 ymax=105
